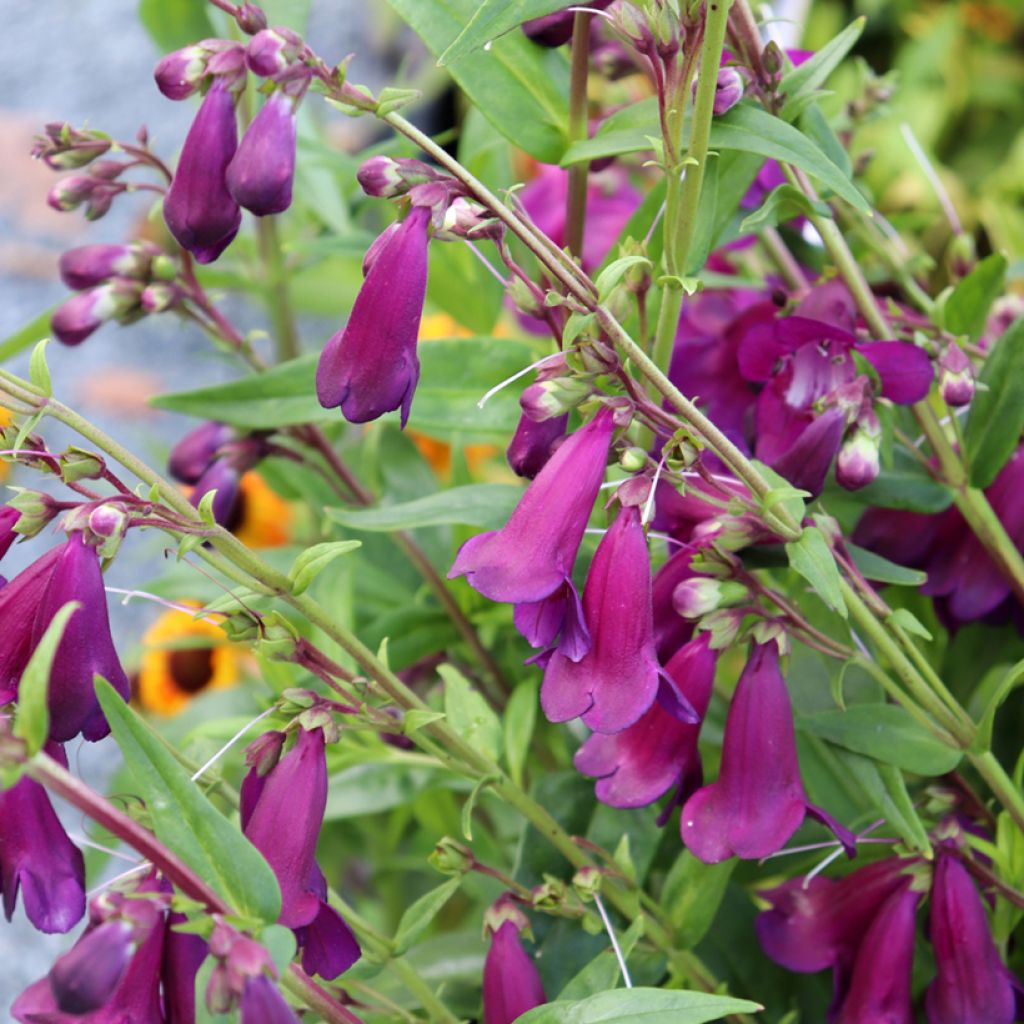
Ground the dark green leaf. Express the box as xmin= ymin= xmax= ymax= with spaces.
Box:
xmin=945 ymin=253 xmax=1008 ymax=340
xmin=327 ymin=483 xmax=521 ymax=532
xmin=846 ymin=543 xmax=927 ymax=586
xmin=857 ymin=455 xmax=954 ymax=513
xmin=504 ymin=679 xmax=538 ymax=788
xmin=737 ymin=184 xmax=823 ymax=235
xmin=557 ymin=919 xmax=645 ymax=1000
xmin=661 ymin=851 xmax=734 ymax=949
xmin=0 ymin=308 xmax=55 ymax=363
xmin=440 ymin=0 xmax=569 ymax=64
xmin=560 ymin=97 xmax=661 ymax=166
xmin=393 ymin=876 xmax=462 ymax=955
xmin=138 ymin=0 xmax=215 ymax=52
xmin=95 ymin=679 xmax=282 ymax=923
xmin=15 ymin=602 xmax=80 ymax=755
xmin=324 ymin=761 xmax=470 ymax=819
xmin=797 ymin=705 xmax=961 ymax=774
xmin=516 ymin=988 xmax=762 ymax=1023
xmin=785 ymin=526 xmax=846 ymax=617
xmin=779 ymin=19 xmax=866 ymax=120
xmin=966 ymin=316 xmax=1024 ymax=488
xmin=973 ymin=657 xmax=1024 ymax=753
xmin=387 ymin=0 xmax=569 ymax=163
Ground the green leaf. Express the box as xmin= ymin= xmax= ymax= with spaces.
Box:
xmin=683 ymin=151 xmax=718 ymax=276
xmin=387 ymin=0 xmax=569 ymax=163
xmin=440 ymin=0 xmax=568 ymax=63
xmin=797 ymin=705 xmax=961 ymax=774
xmin=661 ymin=851 xmax=735 ymax=949
xmin=440 ymin=664 xmax=502 ymax=762
xmin=15 ymin=602 xmax=80 ymax=755
xmin=327 ymin=483 xmax=521 ymax=533
xmin=846 ymin=543 xmax=927 ymax=586
xmin=753 ymin=461 xmax=807 ymax=524
xmin=857 ymin=455 xmax=954 ymax=514
xmin=737 ymin=184 xmax=823 ymax=235
xmin=288 ymin=540 xmax=362 ymax=594
xmin=324 ymin=761 xmax=469 ymax=819
xmin=779 ymin=18 xmax=866 ymax=120
xmin=392 ymin=875 xmax=462 ymax=955
xmin=428 ymin=236 xmax=503 ymax=335
xmin=461 ymin=773 xmax=498 ymax=840
xmin=0 ymin=307 xmax=55 ymax=363
xmin=595 ymin=255 xmax=653 ymax=300
xmin=29 ymin=339 xmax=52 ymax=396
xmin=557 ymin=918 xmax=645 ymax=1000
xmin=138 ymin=0 xmax=215 ymax=52
xmin=785 ymin=526 xmax=846 ymax=617
xmin=973 ymin=657 xmax=1024 ymax=753
xmin=503 ymin=679 xmax=538 ymax=788
xmin=516 ymin=987 xmax=762 ymax=1024
xmin=966 ymin=316 xmax=1024 ymax=488
xmin=889 ymin=607 xmax=933 ymax=642
xmin=838 ymin=749 xmax=931 ymax=852
xmin=95 ymin=679 xmax=282 ymax=923
xmin=945 ymin=253 xmax=1008 ymax=341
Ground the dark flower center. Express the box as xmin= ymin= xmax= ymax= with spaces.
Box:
xmin=168 ymin=647 xmax=216 ymax=694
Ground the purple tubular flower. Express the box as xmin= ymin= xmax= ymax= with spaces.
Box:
xmin=483 ymin=920 xmax=546 ymax=1024
xmin=450 ymin=408 xmax=614 ymax=604
xmin=240 ymin=975 xmax=301 ymax=1023
xmin=242 ymin=728 xmax=360 ymax=979
xmin=169 ymin=421 xmax=234 ymax=484
xmin=514 ymin=578 xmax=591 ymax=662
xmin=51 ymin=281 xmax=142 ymax=346
xmin=164 ymin=78 xmax=242 ymax=263
xmin=681 ymin=642 xmax=809 ymax=862
xmin=246 ymin=27 xmax=303 ymax=77
xmin=316 ymin=206 xmax=431 ymax=427
xmin=32 ymin=531 xmax=131 ymax=743
xmin=574 ymin=634 xmax=715 ymax=807
xmin=834 ymin=882 xmax=920 ymax=1024
xmin=190 ymin=458 xmax=243 ymax=529
xmin=925 ymin=854 xmax=1017 ymax=1024
xmin=49 ymin=920 xmax=135 ymax=1013
xmin=506 ymin=412 xmax=568 ymax=479
xmin=226 ymin=92 xmax=297 ymax=216
xmin=162 ymin=913 xmax=208 ymax=1024
xmin=0 ymin=763 xmax=85 ymax=934
xmin=770 ymin=405 xmax=847 ymax=497
xmin=712 ymin=67 xmax=744 ymax=114
xmin=541 ymin=505 xmax=666 ymax=733
xmin=0 ymin=505 xmax=19 ymax=562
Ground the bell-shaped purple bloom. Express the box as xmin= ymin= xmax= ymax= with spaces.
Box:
xmin=241 ymin=727 xmax=360 ymax=979
xmin=164 ymin=78 xmax=242 ymax=263
xmin=239 ymin=975 xmax=301 ymax=1023
xmin=770 ymin=405 xmax=847 ymax=498
xmin=316 ymin=205 xmax=431 ymax=427
xmin=226 ymin=92 xmax=297 ymax=216
xmin=514 ymin=578 xmax=591 ymax=663
xmin=506 ymin=412 xmax=568 ymax=479
xmin=450 ymin=408 xmax=614 ymax=604
xmin=49 ymin=920 xmax=135 ymax=1013
xmin=834 ymin=882 xmax=920 ymax=1024
xmin=482 ymin=920 xmax=546 ymax=1024
xmin=926 ymin=854 xmax=1017 ymax=1024
xmin=681 ymin=642 xmax=810 ymax=862
xmin=575 ymin=633 xmax=715 ymax=807
xmin=32 ymin=531 xmax=131 ymax=743
xmin=0 ymin=763 xmax=85 ymax=934
xmin=541 ymin=505 xmax=666 ymax=732
xmin=0 ymin=505 xmax=19 ymax=563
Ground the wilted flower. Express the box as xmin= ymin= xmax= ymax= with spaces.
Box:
xmin=316 ymin=206 xmax=432 ymax=426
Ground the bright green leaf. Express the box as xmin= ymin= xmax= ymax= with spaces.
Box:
xmin=846 ymin=543 xmax=927 ymax=586
xmin=738 ymin=183 xmax=823 ymax=235
xmin=786 ymin=526 xmax=846 ymax=617
xmin=557 ymin=918 xmax=645 ymax=1000
xmin=945 ymin=253 xmax=1008 ymax=341
xmin=779 ymin=19 xmax=866 ymax=120
xmin=504 ymin=679 xmax=538 ymax=788
xmin=440 ymin=664 xmax=502 ymax=762
xmin=288 ymin=540 xmax=362 ymax=594
xmin=440 ymin=0 xmax=569 ymax=63
xmin=29 ymin=339 xmax=52 ymax=396
xmin=138 ymin=0 xmax=214 ymax=52
xmin=0 ymin=308 xmax=55 ymax=364
xmin=393 ymin=875 xmax=462 ymax=955
xmin=516 ymin=987 xmax=762 ymax=1023
xmin=661 ymin=851 xmax=735 ymax=949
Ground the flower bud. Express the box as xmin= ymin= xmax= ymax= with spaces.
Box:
xmin=672 ymin=577 xmax=747 ymax=619
xmin=946 ymin=232 xmax=976 ymax=279
xmin=34 ymin=124 xmax=111 ymax=170
xmin=47 ymin=174 xmax=97 ymax=212
xmin=836 ymin=412 xmax=881 ymax=491
xmin=237 ymin=3 xmax=269 ymax=34
xmin=429 ymin=837 xmax=474 ymax=875
xmin=520 ymin=378 xmax=591 ymax=422
xmin=572 ymin=866 xmax=603 ymax=902
xmin=84 ymin=186 xmax=117 ymax=221
xmin=87 ymin=503 xmax=129 ymax=555
xmin=141 ymin=282 xmax=181 ymax=313
xmin=154 ymin=45 xmax=210 ymax=100
xmin=244 ymin=730 xmax=287 ymax=776
xmin=87 ymin=159 xmax=128 ymax=181
xmin=59 ymin=447 xmax=105 ymax=484
xmin=507 ymin=275 xmax=542 ymax=317
xmin=169 ymin=422 xmax=234 ymax=484
xmin=939 ymin=345 xmax=974 ymax=407
xmin=246 ymin=27 xmax=303 ymax=77
xmin=7 ymin=489 xmax=60 ymax=538
xmin=696 ymin=67 xmax=745 ymax=116
xmin=576 ymin=340 xmax=618 ymax=375
xmin=58 ymin=243 xmax=155 ymax=290
xmin=436 ymin=197 xmax=502 ymax=241
xmin=762 ymin=41 xmax=785 ymax=80
xmin=51 ymin=280 xmax=143 ymax=346
xmin=226 ymin=91 xmax=298 ymax=216
xmin=619 ymin=446 xmax=647 ymax=473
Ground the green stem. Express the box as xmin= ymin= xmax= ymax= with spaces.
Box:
xmin=388 ymin=957 xmax=460 ymax=1024
xmin=256 ymin=215 xmax=301 ymax=362
xmin=565 ymin=10 xmax=592 ymax=260
xmin=968 ymin=751 xmax=1024 ymax=837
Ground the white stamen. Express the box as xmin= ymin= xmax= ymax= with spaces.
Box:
xmin=462 ymin=239 xmax=508 ymax=286
xmin=477 ymin=353 xmax=564 ymax=408
xmin=190 ymin=706 xmax=278 ymax=782
xmin=641 ymin=455 xmax=667 ymax=527
xmin=900 ymin=123 xmax=962 ymax=235
xmin=802 ymin=844 xmax=846 ymax=886
xmin=567 ymin=5 xmax=616 ymax=20
xmin=86 ymin=862 xmax=150 ymax=899
xmin=104 ymin=586 xmax=222 ymax=623
xmin=69 ymin=834 xmax=145 ymax=864
xmin=593 ymin=892 xmax=633 ymax=988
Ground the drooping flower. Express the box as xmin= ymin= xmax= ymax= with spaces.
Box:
xmin=541 ymin=504 xmax=669 ymax=732
xmin=164 ymin=77 xmax=243 ymax=263
xmin=680 ymin=642 xmax=844 ymax=862
xmin=316 ymin=205 xmax=432 ymax=427
xmin=168 ymin=421 xmax=234 ymax=484
xmin=926 ymin=853 xmax=1017 ymax=1024
xmin=58 ymin=243 xmax=156 ymax=290
xmin=0 ymin=747 xmax=85 ymax=935
xmin=482 ymin=913 xmax=546 ymax=1024
xmin=450 ymin=408 xmax=614 ymax=605
xmin=226 ymin=90 xmax=298 ymax=216
xmin=574 ymin=633 xmax=716 ymax=807
xmin=136 ymin=603 xmax=242 ymax=716
xmin=241 ymin=727 xmax=360 ymax=979
xmin=51 ymin=279 xmax=143 ymax=346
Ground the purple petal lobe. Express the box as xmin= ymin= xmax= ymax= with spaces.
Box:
xmin=855 ymin=341 xmax=933 ymax=404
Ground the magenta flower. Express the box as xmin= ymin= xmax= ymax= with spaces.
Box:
xmin=58 ymin=243 xmax=155 ymax=290
xmin=483 ymin=920 xmax=546 ymax=1024
xmin=226 ymin=91 xmax=297 ymax=216
xmin=541 ymin=504 xmax=673 ymax=732
xmin=164 ymin=78 xmax=242 ymax=263
xmin=521 ymin=1 xmax=613 ymax=47
xmin=0 ymin=505 xmax=19 ymax=562
xmin=316 ymin=205 xmax=431 ymax=427
xmin=681 ymin=642 xmax=843 ymax=862
xmin=0 ymin=752 xmax=85 ymax=934
xmin=48 ymin=920 xmax=135 ymax=1013
xmin=926 ymin=854 xmax=1017 ymax=1024
xmin=574 ymin=633 xmax=716 ymax=807
xmin=834 ymin=882 xmax=920 ymax=1024
xmin=514 ymin=578 xmax=591 ymax=662
xmin=51 ymin=280 xmax=142 ymax=346
xmin=241 ymin=727 xmax=360 ymax=980
xmin=162 ymin=911 xmax=209 ymax=1024
xmin=506 ymin=411 xmax=568 ymax=479
xmin=450 ymin=408 xmax=614 ymax=605
xmin=168 ymin=421 xmax=235 ymax=484
xmin=240 ymin=975 xmax=301 ymax=1023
